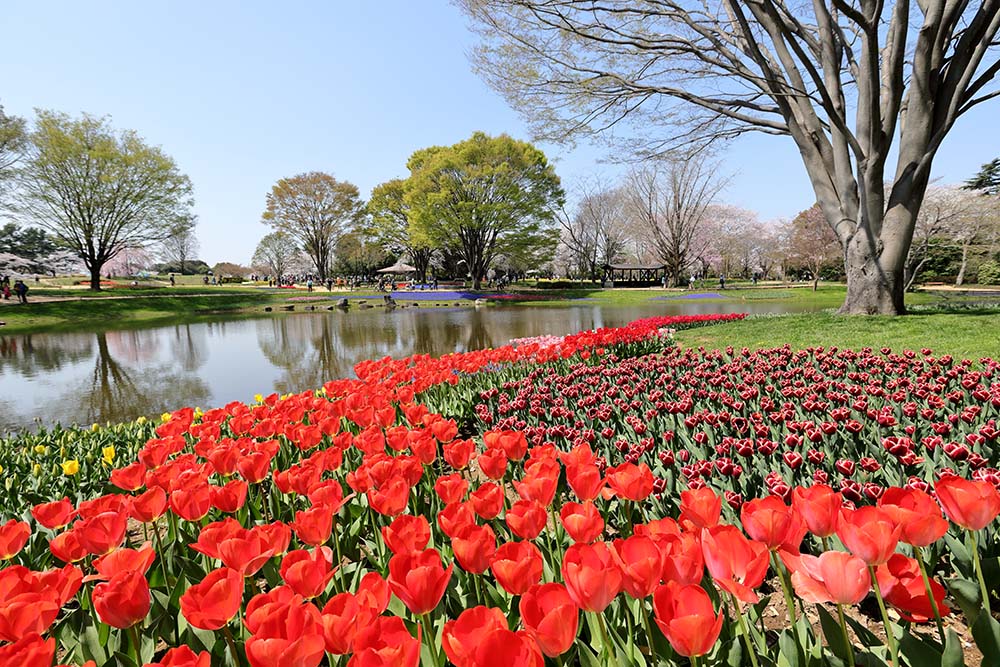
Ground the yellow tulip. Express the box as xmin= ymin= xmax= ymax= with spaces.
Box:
xmin=102 ymin=446 xmax=115 ymax=465
xmin=90 ymin=423 xmax=100 ymax=432
xmin=194 ymin=407 xmax=204 ymax=418
xmin=32 ymin=463 xmax=42 ymax=476
xmin=34 ymin=445 xmax=48 ymax=455
xmin=254 ymin=393 xmax=264 ymax=404
xmin=160 ymin=412 xmax=172 ymax=423
xmin=61 ymin=460 xmax=80 ymax=476
xmin=136 ymin=416 xmax=147 ymax=425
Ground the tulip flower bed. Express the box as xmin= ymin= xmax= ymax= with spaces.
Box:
xmin=1 ymin=312 xmax=1000 ymax=667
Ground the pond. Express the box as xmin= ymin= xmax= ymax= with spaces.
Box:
xmin=0 ymin=298 xmax=821 ymax=433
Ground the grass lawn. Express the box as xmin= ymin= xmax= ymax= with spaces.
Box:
xmin=673 ymin=310 xmax=1000 ymax=359
xmin=0 ymin=292 xmax=284 ymax=334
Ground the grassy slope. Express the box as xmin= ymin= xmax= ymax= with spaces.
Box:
xmin=674 ymin=310 xmax=1000 ymax=359
xmin=0 ymin=292 xmax=282 ymax=334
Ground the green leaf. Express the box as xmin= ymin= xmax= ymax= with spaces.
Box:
xmin=777 ymin=628 xmax=803 ymax=667
xmin=942 ymin=629 xmax=966 ymax=667
xmin=971 ymin=611 xmax=1000 ymax=666
xmin=947 ymin=577 xmax=983 ymax=625
xmin=816 ymin=605 xmax=850 ymax=663
xmin=898 ymin=630 xmax=943 ymax=667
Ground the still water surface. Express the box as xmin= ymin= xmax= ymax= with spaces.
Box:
xmin=0 ymin=300 xmax=816 ymax=433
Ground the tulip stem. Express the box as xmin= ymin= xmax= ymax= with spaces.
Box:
xmin=641 ymin=602 xmax=657 ymax=655
xmin=868 ymin=565 xmax=899 ymax=667
xmin=421 ymin=613 xmax=440 ymax=666
xmin=835 ymin=602 xmax=857 ymax=667
xmin=969 ymin=530 xmax=992 ymax=618
xmin=222 ymin=624 xmax=245 ymax=667
xmin=771 ymin=552 xmax=797 ymax=625
xmin=729 ymin=594 xmax=760 ymax=667
xmin=913 ymin=545 xmax=946 ymax=644
xmin=593 ymin=611 xmax=620 ymax=667
xmin=127 ymin=624 xmax=142 ymax=665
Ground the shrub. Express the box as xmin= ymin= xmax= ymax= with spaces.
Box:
xmin=977 ymin=260 xmax=1000 ymax=285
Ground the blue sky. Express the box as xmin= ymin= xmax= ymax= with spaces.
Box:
xmin=1 ymin=1 xmax=996 ymax=264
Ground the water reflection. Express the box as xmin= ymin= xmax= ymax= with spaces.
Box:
xmin=0 ymin=299 xmax=819 ymax=433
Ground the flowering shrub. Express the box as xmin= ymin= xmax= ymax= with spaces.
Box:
xmin=1 ymin=313 xmax=999 ymax=667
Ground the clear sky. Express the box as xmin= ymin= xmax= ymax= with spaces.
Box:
xmin=1 ymin=1 xmax=996 ymax=265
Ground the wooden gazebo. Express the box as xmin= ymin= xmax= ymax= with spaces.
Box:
xmin=602 ymin=263 xmax=668 ymax=287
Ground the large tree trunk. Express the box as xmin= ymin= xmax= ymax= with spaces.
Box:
xmin=90 ymin=265 xmax=103 ymax=291
xmin=839 ymin=234 xmax=906 ymax=314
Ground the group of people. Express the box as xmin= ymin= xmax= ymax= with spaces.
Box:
xmin=0 ymin=276 xmax=29 ymax=304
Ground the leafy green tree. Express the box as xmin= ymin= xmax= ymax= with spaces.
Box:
xmin=13 ymin=111 xmax=194 ymax=290
xmin=0 ymin=104 xmax=26 ymax=189
xmin=0 ymin=222 xmax=58 ymax=259
xmin=262 ymin=172 xmax=363 ymax=282
xmin=965 ymin=159 xmax=1000 ymax=196
xmin=405 ymin=132 xmax=563 ymax=290
xmin=333 ymin=230 xmax=394 ymax=278
xmin=365 ymin=178 xmax=435 ymax=281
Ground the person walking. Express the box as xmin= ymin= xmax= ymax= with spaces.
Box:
xmin=13 ymin=280 xmax=28 ymax=304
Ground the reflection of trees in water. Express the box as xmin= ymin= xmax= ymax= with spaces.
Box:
xmin=66 ymin=332 xmax=211 ymax=426
xmin=0 ymin=333 xmax=93 ymax=375
xmin=168 ymin=324 xmax=207 ymax=371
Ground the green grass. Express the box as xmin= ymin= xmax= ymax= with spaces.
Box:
xmin=0 ymin=292 xmax=285 ymax=334
xmin=673 ymin=310 xmax=1000 ymax=359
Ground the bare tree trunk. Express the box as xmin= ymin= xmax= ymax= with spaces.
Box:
xmin=90 ymin=265 xmax=103 ymax=291
xmin=955 ymin=243 xmax=970 ymax=286
xmin=839 ymin=234 xmax=906 ymax=314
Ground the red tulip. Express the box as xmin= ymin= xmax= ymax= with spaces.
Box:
xmin=143 ymin=645 xmax=212 ymax=667
xmin=280 ymin=548 xmax=337 ymax=599
xmin=211 ymin=479 xmax=248 ymax=513
xmin=245 ymin=597 xmax=325 ymax=667
xmin=514 ymin=461 xmax=559 ymax=507
xmin=791 ymin=484 xmax=842 ymax=538
xmin=566 ymin=463 xmax=605 ymax=502
xmin=49 ymin=528 xmax=88 ymax=563
xmin=559 ymin=501 xmax=604 ymax=544
xmin=506 ymin=500 xmax=547 ymax=540
xmin=519 ymin=583 xmax=579 ymax=657
xmin=652 ymin=581 xmax=723 ymax=658
xmin=935 ymin=476 xmax=1000 ymax=531
xmin=837 ymin=507 xmax=901 ymax=566
xmin=170 ymin=482 xmax=213 ymax=522
xmin=443 ymin=438 xmax=476 ymax=470
xmin=788 ymin=551 xmax=870 ymax=605
xmin=452 ymin=524 xmax=497 ymax=575
xmin=613 ymin=535 xmax=663 ymax=599
xmin=90 ymin=542 xmax=156 ymax=581
xmin=254 ymin=522 xmax=293 ymax=557
xmin=321 ymin=592 xmax=360 ymax=655
xmin=605 ymin=462 xmax=654 ymax=501
xmin=700 ymin=525 xmax=769 ymax=603
xmin=0 ymin=520 xmax=29 ymax=560
xmin=472 ymin=628 xmax=543 ymax=667
xmin=442 ymin=606 xmax=508 ymax=667
xmin=217 ymin=531 xmax=277 ymax=576
xmin=387 ymin=548 xmax=453 ymax=615
xmin=437 ymin=501 xmax=477 ymax=538
xmin=381 ymin=514 xmax=431 ymax=555
xmin=469 ymin=482 xmax=504 ymax=520
xmin=561 ymin=542 xmax=623 ymax=612
xmin=367 ymin=477 xmax=411 ymax=517
xmin=740 ymin=496 xmax=807 ymax=553
xmin=478 ymin=447 xmax=509 ymax=480
xmin=679 ymin=487 xmax=722 ymax=529
xmin=878 ymin=487 xmax=948 ymax=547
xmin=291 ymin=505 xmax=335 ymax=546
xmin=30 ymin=498 xmax=77 ymax=530
xmin=93 ymin=570 xmax=151 ymax=629
xmin=129 ymin=487 xmax=168 ymax=523
xmin=656 ymin=531 xmax=704 ymax=585
xmin=75 ymin=511 xmax=127 ymax=555
xmin=435 ymin=474 xmax=469 ymax=505
xmin=0 ymin=634 xmax=55 ymax=665
xmin=491 ymin=540 xmax=544 ymax=595
xmin=876 ymin=553 xmax=951 ymax=623
xmin=348 ymin=616 xmax=420 ymax=667
xmin=180 ymin=567 xmax=244 ymax=630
